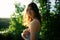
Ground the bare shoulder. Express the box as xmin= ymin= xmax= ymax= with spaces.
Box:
xmin=30 ymin=19 xmax=40 ymax=26
xmin=30 ymin=19 xmax=41 ymax=32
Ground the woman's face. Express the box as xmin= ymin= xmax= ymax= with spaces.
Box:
xmin=26 ymin=6 xmax=35 ymax=18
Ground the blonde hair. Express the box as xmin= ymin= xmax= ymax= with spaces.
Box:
xmin=23 ymin=6 xmax=34 ymax=27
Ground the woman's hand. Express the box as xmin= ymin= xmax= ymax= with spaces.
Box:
xmin=23 ymin=28 xmax=30 ymax=35
xmin=21 ymin=28 xmax=30 ymax=40
xmin=21 ymin=33 xmax=27 ymax=40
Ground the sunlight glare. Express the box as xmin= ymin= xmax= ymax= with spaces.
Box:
xmin=0 ymin=0 xmax=15 ymax=18
xmin=15 ymin=0 xmax=32 ymax=6
xmin=0 ymin=0 xmax=32 ymax=18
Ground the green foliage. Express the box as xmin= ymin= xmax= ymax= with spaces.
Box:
xmin=37 ymin=0 xmax=60 ymax=40
xmin=8 ymin=3 xmax=26 ymax=40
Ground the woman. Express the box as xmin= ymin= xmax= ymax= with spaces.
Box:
xmin=21 ymin=2 xmax=41 ymax=40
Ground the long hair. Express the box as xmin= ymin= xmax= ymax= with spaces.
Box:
xmin=23 ymin=2 xmax=41 ymax=27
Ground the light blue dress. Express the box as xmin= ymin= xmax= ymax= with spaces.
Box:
xmin=26 ymin=32 xmax=40 ymax=40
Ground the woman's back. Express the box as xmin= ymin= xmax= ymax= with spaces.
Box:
xmin=26 ymin=18 xmax=41 ymax=40
xmin=30 ymin=18 xmax=41 ymax=32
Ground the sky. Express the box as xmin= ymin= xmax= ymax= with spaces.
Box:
xmin=0 ymin=0 xmax=15 ymax=18
xmin=50 ymin=0 xmax=55 ymax=12
xmin=0 ymin=0 xmax=55 ymax=18
xmin=0 ymin=0 xmax=32 ymax=18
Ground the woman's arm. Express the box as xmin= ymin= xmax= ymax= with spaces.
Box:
xmin=21 ymin=33 xmax=27 ymax=40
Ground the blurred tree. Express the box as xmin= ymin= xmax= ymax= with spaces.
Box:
xmin=37 ymin=0 xmax=60 ymax=40
xmin=52 ymin=0 xmax=60 ymax=40
xmin=9 ymin=2 xmax=26 ymax=40
xmin=37 ymin=0 xmax=51 ymax=40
